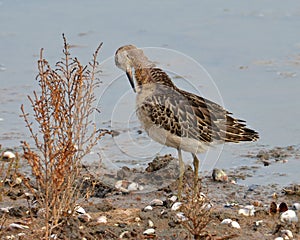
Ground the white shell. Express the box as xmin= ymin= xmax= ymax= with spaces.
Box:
xmin=127 ymin=182 xmax=139 ymax=191
xmin=14 ymin=177 xmax=22 ymax=185
xmin=280 ymin=210 xmax=298 ymax=223
xmin=176 ymin=212 xmax=188 ymax=222
xmin=281 ymin=229 xmax=293 ymax=239
xmin=2 ymin=151 xmax=15 ymax=159
xmin=274 ymin=237 xmax=284 ymax=240
xmin=255 ymin=220 xmax=263 ymax=226
xmin=221 ymin=218 xmax=233 ymax=225
xmin=230 ymin=221 xmax=241 ymax=229
xmin=119 ymin=231 xmax=130 ymax=239
xmin=238 ymin=205 xmax=255 ymax=216
xmin=150 ymin=199 xmax=164 ymax=206
xmin=96 ymin=215 xmax=107 ymax=223
xmin=143 ymin=205 xmax=153 ymax=211
xmin=292 ymin=203 xmax=300 ymax=211
xmin=171 ymin=202 xmax=182 ymax=211
xmin=148 ymin=219 xmax=154 ymax=227
xmin=75 ymin=206 xmax=86 ymax=214
xmin=169 ymin=195 xmax=177 ymax=202
xmin=143 ymin=228 xmax=155 ymax=235
xmin=9 ymin=223 xmax=29 ymax=230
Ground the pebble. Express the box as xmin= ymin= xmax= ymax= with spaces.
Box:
xmin=2 ymin=151 xmax=15 ymax=160
xmin=280 ymin=210 xmax=298 ymax=223
xmin=115 ymin=180 xmax=143 ymax=193
xmin=143 ymin=205 xmax=153 ymax=211
xmin=230 ymin=221 xmax=241 ymax=229
xmin=171 ymin=202 xmax=182 ymax=211
xmin=292 ymin=203 xmax=300 ymax=211
xmin=96 ymin=215 xmax=107 ymax=224
xmin=212 ymin=168 xmax=228 ymax=182
xmin=143 ymin=228 xmax=155 ymax=235
xmin=238 ymin=205 xmax=255 ymax=216
xmin=221 ymin=218 xmax=233 ymax=225
xmin=274 ymin=237 xmax=284 ymax=240
xmin=14 ymin=177 xmax=22 ymax=185
xmin=150 ymin=199 xmax=164 ymax=206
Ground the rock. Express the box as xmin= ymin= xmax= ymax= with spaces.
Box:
xmin=280 ymin=210 xmax=298 ymax=223
xmin=143 ymin=228 xmax=155 ymax=235
xmin=171 ymin=202 xmax=182 ymax=211
xmin=212 ymin=168 xmax=228 ymax=182
xmin=148 ymin=219 xmax=154 ymax=227
xmin=150 ymin=199 xmax=164 ymax=206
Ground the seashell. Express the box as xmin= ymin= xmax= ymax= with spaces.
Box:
xmin=143 ymin=228 xmax=155 ymax=235
xmin=143 ymin=205 xmax=153 ymax=211
xmin=75 ymin=205 xmax=86 ymax=214
xmin=14 ymin=177 xmax=22 ymax=185
xmin=274 ymin=237 xmax=284 ymax=240
xmin=221 ymin=218 xmax=233 ymax=225
xmin=127 ymin=182 xmax=140 ymax=191
xmin=115 ymin=180 xmax=143 ymax=192
xmin=176 ymin=212 xmax=188 ymax=222
xmin=150 ymin=199 xmax=164 ymax=206
xmin=119 ymin=231 xmax=130 ymax=239
xmin=0 ymin=207 xmax=11 ymax=213
xmin=230 ymin=221 xmax=241 ymax=229
xmin=96 ymin=215 xmax=107 ymax=223
xmin=2 ymin=151 xmax=15 ymax=160
xmin=280 ymin=229 xmax=293 ymax=239
xmin=212 ymin=168 xmax=228 ymax=182
xmin=280 ymin=210 xmax=298 ymax=223
xmin=148 ymin=219 xmax=154 ymax=227
xmin=8 ymin=223 xmax=29 ymax=230
xmin=255 ymin=220 xmax=263 ymax=226
xmin=238 ymin=205 xmax=255 ymax=216
xmin=292 ymin=203 xmax=300 ymax=211
xmin=135 ymin=217 xmax=141 ymax=222
xmin=169 ymin=195 xmax=177 ymax=202
xmin=171 ymin=202 xmax=182 ymax=211
xmin=78 ymin=213 xmax=92 ymax=222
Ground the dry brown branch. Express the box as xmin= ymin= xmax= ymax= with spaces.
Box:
xmin=20 ymin=34 xmax=107 ymax=238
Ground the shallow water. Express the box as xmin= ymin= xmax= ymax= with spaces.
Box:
xmin=1 ymin=0 xmax=300 ymax=186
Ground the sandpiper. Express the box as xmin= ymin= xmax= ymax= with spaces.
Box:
xmin=115 ymin=45 xmax=259 ymax=198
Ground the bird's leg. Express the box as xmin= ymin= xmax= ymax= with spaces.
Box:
xmin=192 ymin=153 xmax=200 ymax=195
xmin=177 ymin=148 xmax=184 ymax=200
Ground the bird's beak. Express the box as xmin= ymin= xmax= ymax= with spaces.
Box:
xmin=126 ymin=68 xmax=136 ymax=93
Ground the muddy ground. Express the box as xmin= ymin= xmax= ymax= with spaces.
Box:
xmin=0 ymin=146 xmax=299 ymax=240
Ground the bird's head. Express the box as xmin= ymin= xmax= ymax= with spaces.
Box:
xmin=115 ymin=45 xmax=154 ymax=92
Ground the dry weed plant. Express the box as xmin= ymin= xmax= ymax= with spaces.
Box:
xmin=181 ymin=181 xmax=212 ymax=240
xmin=20 ymin=34 xmax=107 ymax=237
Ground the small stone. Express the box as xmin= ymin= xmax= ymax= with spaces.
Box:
xmin=150 ymin=199 xmax=164 ymax=206
xmin=96 ymin=215 xmax=107 ymax=224
xmin=171 ymin=202 xmax=182 ymax=211
xmin=168 ymin=221 xmax=176 ymax=228
xmin=135 ymin=217 xmax=141 ymax=222
xmin=212 ymin=168 xmax=228 ymax=182
xmin=280 ymin=210 xmax=298 ymax=223
xmin=143 ymin=205 xmax=153 ymax=211
xmin=118 ymin=223 xmax=126 ymax=228
xmin=143 ymin=228 xmax=155 ymax=235
xmin=274 ymin=237 xmax=284 ymax=240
